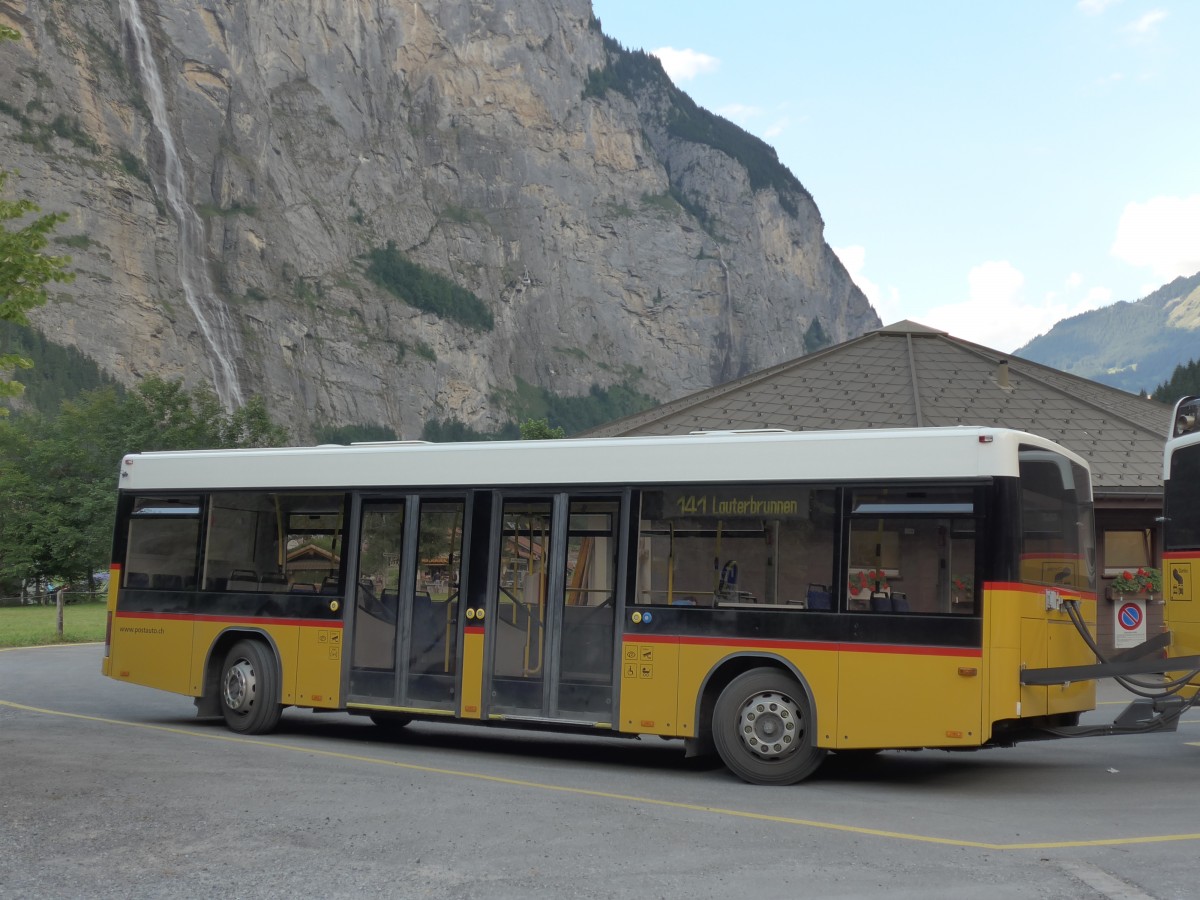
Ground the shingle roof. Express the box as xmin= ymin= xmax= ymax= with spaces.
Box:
xmin=586 ymin=320 xmax=1171 ymax=496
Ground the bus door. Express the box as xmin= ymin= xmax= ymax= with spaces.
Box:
xmin=483 ymin=493 xmax=623 ymax=725
xmin=347 ymin=495 xmax=468 ymax=715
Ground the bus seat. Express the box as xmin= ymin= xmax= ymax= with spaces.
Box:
xmin=290 ymin=583 xmax=318 ymax=593
xmin=870 ymin=592 xmax=893 ymax=612
xmin=320 ymin=577 xmax=341 ymax=595
xmin=891 ymin=592 xmax=910 ymax=612
xmin=227 ymin=569 xmax=259 ymax=592
xmin=805 ymin=585 xmax=832 ymax=610
xmin=152 ymin=574 xmax=183 ymax=590
xmin=125 ymin=572 xmax=150 ymax=588
xmin=260 ymin=573 xmax=289 ymax=592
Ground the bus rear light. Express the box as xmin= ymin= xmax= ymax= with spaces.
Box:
xmin=978 ymin=435 xmax=994 ymax=443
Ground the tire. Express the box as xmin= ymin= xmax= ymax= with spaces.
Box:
xmin=369 ymin=712 xmax=412 ymax=731
xmin=219 ymin=639 xmax=283 ymax=735
xmin=711 ymin=667 xmax=826 ymax=785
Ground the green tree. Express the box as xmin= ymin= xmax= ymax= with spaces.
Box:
xmin=2 ymin=24 xmax=74 ymax=408
xmin=1 ymin=167 xmax=74 ymax=409
xmin=1152 ymin=358 xmax=1200 ymax=404
xmin=803 ymin=319 xmax=831 ymax=354
xmin=520 ymin=418 xmax=565 ymax=440
xmin=0 ymin=378 xmax=286 ymax=592
xmin=364 ymin=241 xmax=494 ymax=331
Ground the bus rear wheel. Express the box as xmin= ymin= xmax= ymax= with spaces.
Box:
xmin=369 ymin=712 xmax=412 ymax=731
xmin=219 ymin=639 xmax=282 ymax=735
xmin=712 ymin=668 xmax=826 ymax=785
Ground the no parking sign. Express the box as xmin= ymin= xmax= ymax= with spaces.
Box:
xmin=1113 ymin=597 xmax=1146 ymax=648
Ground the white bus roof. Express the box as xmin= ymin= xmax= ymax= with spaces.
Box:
xmin=118 ymin=427 xmax=1089 ymax=493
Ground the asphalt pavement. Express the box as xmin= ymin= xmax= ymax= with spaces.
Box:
xmin=2 ymin=643 xmax=1198 ymax=899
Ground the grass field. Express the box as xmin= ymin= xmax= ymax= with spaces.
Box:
xmin=0 ymin=601 xmax=107 ymax=648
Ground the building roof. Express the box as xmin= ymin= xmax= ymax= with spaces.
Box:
xmin=586 ymin=320 xmax=1172 ymax=497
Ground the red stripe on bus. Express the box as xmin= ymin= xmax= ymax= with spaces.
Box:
xmin=114 ymin=610 xmax=342 ymax=628
xmin=984 ymin=581 xmax=1097 ymax=601
xmin=464 ymin=625 xmax=485 ymax=635
xmin=625 ymin=635 xmax=982 ymax=657
xmin=1164 ymin=551 xmax=1199 ymax=560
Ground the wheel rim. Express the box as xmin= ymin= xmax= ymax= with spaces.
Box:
xmin=737 ymin=690 xmax=801 ymax=759
xmin=222 ymin=658 xmax=256 ymax=715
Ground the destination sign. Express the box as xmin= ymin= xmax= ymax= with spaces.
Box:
xmin=645 ymin=487 xmax=813 ymax=520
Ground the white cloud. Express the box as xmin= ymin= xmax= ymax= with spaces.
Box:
xmin=1111 ymin=195 xmax=1200 ymax=280
xmin=651 ymin=47 xmax=719 ymax=82
xmin=919 ymin=261 xmax=1109 ymax=352
xmin=1084 ymin=286 xmax=1114 ymax=308
xmin=834 ymin=245 xmax=902 ymax=324
xmin=927 ymin=263 xmax=1129 ymax=351
xmin=1126 ymin=9 xmax=1167 ymax=34
xmin=763 ymin=118 xmax=789 ymax=138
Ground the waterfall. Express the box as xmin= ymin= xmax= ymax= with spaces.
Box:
xmin=119 ymin=0 xmax=244 ymax=409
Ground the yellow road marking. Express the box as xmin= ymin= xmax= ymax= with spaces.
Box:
xmin=3 ymin=699 xmax=1200 ymax=851
xmin=0 ymin=642 xmax=102 ymax=653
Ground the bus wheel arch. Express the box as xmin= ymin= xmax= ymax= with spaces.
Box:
xmin=693 ymin=654 xmax=815 ymax=744
xmin=707 ymin=663 xmax=826 ymax=785
xmin=215 ymin=635 xmax=283 ymax=735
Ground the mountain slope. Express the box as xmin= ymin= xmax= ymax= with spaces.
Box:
xmin=1015 ymin=271 xmax=1200 ymax=395
xmin=0 ymin=0 xmax=879 ymax=437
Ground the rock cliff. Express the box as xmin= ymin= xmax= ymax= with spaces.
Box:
xmin=0 ymin=0 xmax=879 ymax=437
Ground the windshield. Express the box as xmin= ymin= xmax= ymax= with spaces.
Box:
xmin=1018 ymin=448 xmax=1096 ymax=592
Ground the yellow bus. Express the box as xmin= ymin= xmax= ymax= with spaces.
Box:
xmin=102 ymin=426 xmax=1171 ymax=784
xmin=1163 ymin=397 xmax=1200 ymax=698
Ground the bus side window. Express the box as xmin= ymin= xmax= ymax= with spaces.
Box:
xmin=202 ymin=493 xmax=347 ymax=594
xmin=124 ymin=496 xmax=202 ymax=592
xmin=847 ymin=487 xmax=978 ymax=615
xmin=635 ymin=486 xmax=835 ymax=607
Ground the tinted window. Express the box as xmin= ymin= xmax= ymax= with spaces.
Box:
xmin=636 ymin=485 xmax=836 ymax=608
xmin=124 ymin=496 xmax=202 ymax=590
xmin=1018 ymin=449 xmax=1096 ymax=591
xmin=1166 ymin=445 xmax=1200 ymax=551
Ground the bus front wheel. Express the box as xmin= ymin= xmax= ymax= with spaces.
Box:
xmin=219 ymin=639 xmax=283 ymax=735
xmin=712 ymin=668 xmax=826 ymax=785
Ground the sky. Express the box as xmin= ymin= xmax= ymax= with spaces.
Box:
xmin=589 ymin=0 xmax=1200 ymax=352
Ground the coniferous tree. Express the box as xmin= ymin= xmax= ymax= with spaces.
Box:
xmin=1152 ymin=358 xmax=1200 ymax=404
